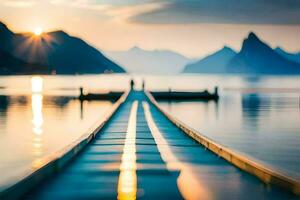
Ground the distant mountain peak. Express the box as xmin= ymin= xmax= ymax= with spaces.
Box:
xmin=222 ymin=45 xmax=230 ymax=49
xmin=275 ymin=46 xmax=300 ymax=63
xmin=183 ymin=45 xmax=236 ymax=73
xmin=275 ymin=46 xmax=300 ymax=55
xmin=227 ymin=32 xmax=300 ymax=74
xmin=244 ymin=32 xmax=262 ymax=45
xmin=240 ymin=32 xmax=269 ymax=54
xmin=274 ymin=46 xmax=300 ymax=55
xmin=0 ymin=21 xmax=11 ymax=33
xmin=275 ymin=46 xmax=283 ymax=51
xmin=221 ymin=46 xmax=236 ymax=53
xmin=0 ymin=22 xmax=125 ymax=74
xmin=184 ymin=32 xmax=300 ymax=74
xmin=248 ymin=32 xmax=259 ymax=39
xmin=49 ymin=30 xmax=69 ymax=37
xmin=129 ymin=46 xmax=143 ymax=51
xmin=105 ymin=46 xmax=194 ymax=74
xmin=0 ymin=21 xmax=7 ymax=28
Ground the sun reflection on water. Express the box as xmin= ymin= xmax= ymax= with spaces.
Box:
xmin=31 ymin=76 xmax=43 ymax=93
xmin=31 ymin=76 xmax=44 ymax=157
xmin=31 ymin=94 xmax=43 ymax=135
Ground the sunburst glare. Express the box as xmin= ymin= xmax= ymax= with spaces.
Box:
xmin=33 ymin=27 xmax=43 ymax=36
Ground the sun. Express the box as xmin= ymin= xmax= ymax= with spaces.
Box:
xmin=34 ymin=27 xmax=43 ymax=36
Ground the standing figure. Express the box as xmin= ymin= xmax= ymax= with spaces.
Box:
xmin=130 ymin=79 xmax=135 ymax=90
xmin=142 ymin=79 xmax=145 ymax=91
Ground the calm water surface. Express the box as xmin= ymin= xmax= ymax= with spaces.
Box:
xmin=0 ymin=75 xmax=128 ymax=188
xmin=0 ymin=74 xmax=299 ymax=188
xmin=154 ymin=75 xmax=300 ymax=181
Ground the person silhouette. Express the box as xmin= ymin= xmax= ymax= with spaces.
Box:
xmin=130 ymin=79 xmax=135 ymax=90
xmin=142 ymin=80 xmax=145 ymax=91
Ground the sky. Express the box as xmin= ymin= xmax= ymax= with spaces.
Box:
xmin=0 ymin=0 xmax=300 ymax=58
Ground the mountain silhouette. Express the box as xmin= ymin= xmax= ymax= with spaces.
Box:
xmin=104 ymin=46 xmax=195 ymax=74
xmin=183 ymin=46 xmax=236 ymax=73
xmin=227 ymin=32 xmax=300 ymax=74
xmin=274 ymin=47 xmax=300 ymax=63
xmin=0 ymin=49 xmax=48 ymax=75
xmin=0 ymin=21 xmax=125 ymax=74
xmin=183 ymin=32 xmax=300 ymax=74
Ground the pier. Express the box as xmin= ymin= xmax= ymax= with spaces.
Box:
xmin=0 ymin=91 xmax=299 ymax=199
xmin=151 ymin=87 xmax=219 ymax=100
xmin=78 ymin=87 xmax=219 ymax=101
xmin=78 ymin=87 xmax=123 ymax=101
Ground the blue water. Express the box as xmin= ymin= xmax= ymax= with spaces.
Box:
xmin=156 ymin=75 xmax=300 ymax=181
xmin=0 ymin=74 xmax=299 ymax=188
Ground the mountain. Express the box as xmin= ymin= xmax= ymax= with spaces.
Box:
xmin=0 ymin=21 xmax=125 ymax=74
xmin=274 ymin=47 xmax=300 ymax=63
xmin=104 ymin=46 xmax=194 ymax=74
xmin=0 ymin=49 xmax=47 ymax=75
xmin=183 ymin=46 xmax=236 ymax=73
xmin=183 ymin=32 xmax=300 ymax=74
xmin=227 ymin=33 xmax=300 ymax=74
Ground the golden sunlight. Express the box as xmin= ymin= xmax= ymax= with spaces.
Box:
xmin=31 ymin=76 xmax=43 ymax=93
xmin=31 ymin=94 xmax=43 ymax=135
xmin=118 ymin=101 xmax=138 ymax=200
xmin=31 ymin=76 xmax=44 ymax=135
xmin=33 ymin=27 xmax=43 ymax=36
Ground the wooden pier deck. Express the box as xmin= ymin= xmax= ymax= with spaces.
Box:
xmin=1 ymin=91 xmax=299 ymax=199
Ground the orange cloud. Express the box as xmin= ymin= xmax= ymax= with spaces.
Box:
xmin=0 ymin=0 xmax=35 ymax=7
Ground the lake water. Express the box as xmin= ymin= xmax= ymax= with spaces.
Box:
xmin=154 ymin=75 xmax=300 ymax=181
xmin=0 ymin=74 xmax=299 ymax=189
xmin=0 ymin=75 xmax=123 ymax=189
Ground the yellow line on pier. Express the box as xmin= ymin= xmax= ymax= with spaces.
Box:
xmin=117 ymin=101 xmax=138 ymax=200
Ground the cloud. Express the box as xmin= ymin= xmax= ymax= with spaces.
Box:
xmin=103 ymin=2 xmax=165 ymax=22
xmin=4 ymin=0 xmax=299 ymax=25
xmin=50 ymin=0 xmax=110 ymax=11
xmin=0 ymin=0 xmax=36 ymax=7
xmin=129 ymin=0 xmax=300 ymax=25
xmin=49 ymin=0 xmax=164 ymax=22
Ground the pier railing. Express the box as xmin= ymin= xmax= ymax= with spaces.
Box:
xmin=145 ymin=91 xmax=300 ymax=196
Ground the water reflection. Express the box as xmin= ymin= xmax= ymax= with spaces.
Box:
xmin=80 ymin=100 xmax=84 ymax=119
xmin=158 ymin=90 xmax=300 ymax=180
xmin=0 ymin=76 xmax=114 ymax=189
xmin=31 ymin=76 xmax=43 ymax=93
xmin=0 ymin=95 xmax=9 ymax=118
xmin=160 ymin=99 xmax=220 ymax=124
xmin=31 ymin=76 xmax=44 ymax=157
xmin=31 ymin=94 xmax=44 ymax=155
xmin=31 ymin=75 xmax=44 ymax=135
xmin=31 ymin=94 xmax=43 ymax=135
xmin=241 ymin=94 xmax=270 ymax=130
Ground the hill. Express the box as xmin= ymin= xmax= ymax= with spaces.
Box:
xmin=227 ymin=33 xmax=300 ymax=74
xmin=183 ymin=32 xmax=300 ymax=74
xmin=104 ymin=46 xmax=194 ymax=74
xmin=0 ymin=21 xmax=125 ymax=74
xmin=183 ymin=46 xmax=236 ymax=73
xmin=274 ymin=47 xmax=300 ymax=63
xmin=0 ymin=49 xmax=47 ymax=75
